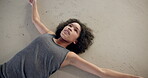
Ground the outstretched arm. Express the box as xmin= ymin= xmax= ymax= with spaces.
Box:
xmin=29 ymin=0 xmax=55 ymax=34
xmin=67 ymin=52 xmax=143 ymax=78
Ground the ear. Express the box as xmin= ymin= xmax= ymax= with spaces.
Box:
xmin=73 ymin=40 xmax=78 ymax=44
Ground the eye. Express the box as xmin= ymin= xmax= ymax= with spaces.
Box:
xmin=74 ymin=29 xmax=78 ymax=33
xmin=69 ymin=24 xmax=72 ymax=27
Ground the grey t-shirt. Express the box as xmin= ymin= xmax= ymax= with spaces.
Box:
xmin=0 ymin=34 xmax=70 ymax=78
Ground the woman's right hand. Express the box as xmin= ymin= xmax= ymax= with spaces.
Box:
xmin=29 ymin=0 xmax=36 ymax=6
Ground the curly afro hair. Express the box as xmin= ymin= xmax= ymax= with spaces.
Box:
xmin=55 ymin=18 xmax=94 ymax=54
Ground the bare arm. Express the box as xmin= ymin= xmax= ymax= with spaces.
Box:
xmin=29 ymin=0 xmax=55 ymax=34
xmin=67 ymin=52 xmax=143 ymax=78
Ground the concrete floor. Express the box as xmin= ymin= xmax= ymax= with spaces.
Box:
xmin=0 ymin=0 xmax=148 ymax=78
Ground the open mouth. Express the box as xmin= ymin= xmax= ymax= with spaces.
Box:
xmin=64 ymin=30 xmax=70 ymax=35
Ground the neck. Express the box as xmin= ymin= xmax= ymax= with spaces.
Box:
xmin=53 ymin=37 xmax=71 ymax=48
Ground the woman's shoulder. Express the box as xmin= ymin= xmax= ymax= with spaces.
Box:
xmin=66 ymin=52 xmax=79 ymax=60
xmin=46 ymin=33 xmax=56 ymax=37
xmin=47 ymin=31 xmax=55 ymax=35
xmin=39 ymin=33 xmax=56 ymax=38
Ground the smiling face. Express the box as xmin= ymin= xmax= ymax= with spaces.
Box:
xmin=60 ymin=22 xmax=81 ymax=44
